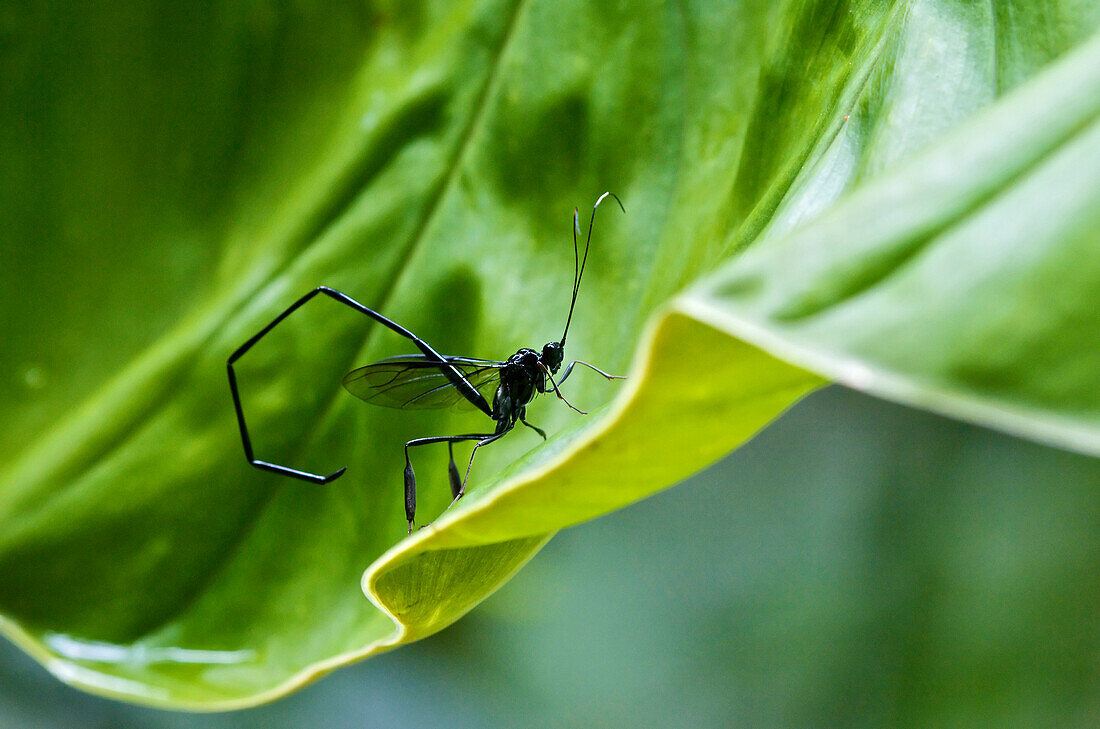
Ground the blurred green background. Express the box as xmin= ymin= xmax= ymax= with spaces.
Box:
xmin=3 ymin=385 xmax=1097 ymax=728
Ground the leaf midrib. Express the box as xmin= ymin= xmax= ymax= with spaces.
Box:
xmin=129 ymin=0 xmax=533 ymax=642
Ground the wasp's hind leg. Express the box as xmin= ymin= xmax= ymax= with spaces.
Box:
xmin=228 ymin=286 xmax=496 ymax=486
xmin=404 ymin=433 xmax=494 ymax=533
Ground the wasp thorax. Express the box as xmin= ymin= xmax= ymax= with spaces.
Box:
xmin=510 ymin=348 xmax=540 ymax=369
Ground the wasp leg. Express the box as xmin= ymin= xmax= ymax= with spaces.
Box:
xmin=556 ymin=360 xmax=627 ymax=386
xmin=460 ymin=423 xmax=515 ymax=497
xmin=447 ymin=442 xmax=463 ymax=499
xmin=404 ymin=433 xmax=494 ymax=533
xmin=519 ymin=410 xmax=547 ymax=440
xmin=228 ymin=286 xmax=494 ymax=485
xmin=541 ymin=367 xmax=586 ymax=415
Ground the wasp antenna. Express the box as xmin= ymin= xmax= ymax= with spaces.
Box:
xmin=594 ymin=191 xmax=625 ymax=214
xmin=572 ymin=207 xmax=581 ymax=300
xmin=561 ymin=192 xmax=624 ymax=345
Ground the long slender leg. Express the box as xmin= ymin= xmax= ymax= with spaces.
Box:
xmin=227 ymin=286 xmax=495 ymax=484
xmin=447 ymin=442 xmax=462 ymax=498
xmin=519 ymin=410 xmax=547 ymax=440
xmin=541 ymin=366 xmax=586 ymax=415
xmin=461 ymin=425 xmax=514 ymax=495
xmin=557 ymin=359 xmax=627 ymax=386
xmin=404 ymin=433 xmax=494 ymax=533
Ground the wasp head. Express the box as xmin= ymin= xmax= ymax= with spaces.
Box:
xmin=541 ymin=341 xmax=564 ymax=373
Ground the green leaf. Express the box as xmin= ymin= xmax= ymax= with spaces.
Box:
xmin=683 ymin=19 xmax=1100 ymax=456
xmin=1 ymin=0 xmax=1097 ymax=709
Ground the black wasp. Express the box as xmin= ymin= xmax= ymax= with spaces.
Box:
xmin=228 ymin=192 xmax=625 ymax=532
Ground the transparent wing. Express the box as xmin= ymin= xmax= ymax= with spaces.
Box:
xmin=342 ymin=354 xmax=502 ymax=411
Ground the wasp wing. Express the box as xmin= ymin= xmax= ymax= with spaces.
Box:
xmin=342 ymin=354 xmax=502 ymax=411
